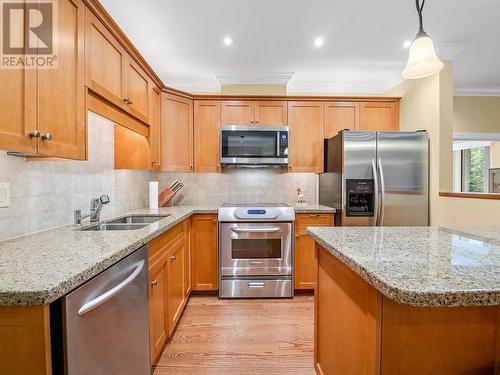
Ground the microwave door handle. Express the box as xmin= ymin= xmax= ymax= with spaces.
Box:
xmin=276 ymin=132 xmax=280 ymax=157
xmin=231 ymin=227 xmax=282 ymax=233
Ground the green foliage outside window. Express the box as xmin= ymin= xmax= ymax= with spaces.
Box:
xmin=467 ymin=148 xmax=485 ymax=192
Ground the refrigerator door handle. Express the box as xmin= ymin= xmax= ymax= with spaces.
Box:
xmin=371 ymin=158 xmax=379 ymax=226
xmin=378 ymin=158 xmax=386 ymax=226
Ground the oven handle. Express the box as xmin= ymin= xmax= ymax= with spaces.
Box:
xmin=231 ymin=227 xmax=282 ymax=233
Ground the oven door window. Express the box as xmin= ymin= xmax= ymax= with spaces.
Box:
xmin=222 ymin=131 xmax=278 ymax=158
xmin=231 ymin=239 xmax=282 ymax=259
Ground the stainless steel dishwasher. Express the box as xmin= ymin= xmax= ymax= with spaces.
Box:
xmin=62 ymin=245 xmax=150 ymax=374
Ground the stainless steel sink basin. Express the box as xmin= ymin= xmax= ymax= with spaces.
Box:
xmin=107 ymin=215 xmax=171 ymax=224
xmin=81 ymin=223 xmax=148 ymax=231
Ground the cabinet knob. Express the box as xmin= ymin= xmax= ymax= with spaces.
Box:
xmin=29 ymin=130 xmax=41 ymax=138
xmin=255 ymin=119 xmax=259 ymax=123
xmin=123 ymin=98 xmax=130 ymax=104
xmin=171 ymin=255 xmax=176 ymax=260
xmin=250 ymin=119 xmax=254 ymax=123
xmin=309 ymin=214 xmax=320 ymax=217
xmin=41 ymin=133 xmax=52 ymax=141
xmin=151 ymin=160 xmax=156 ymax=164
xmin=128 ymin=100 xmax=133 ymax=105
xmin=190 ymin=164 xmax=193 ymax=169
xmin=151 ymin=280 xmax=158 ymax=286
xmin=212 ymin=219 xmax=217 ymax=224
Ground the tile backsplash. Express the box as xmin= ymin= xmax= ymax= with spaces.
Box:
xmin=0 ymin=112 xmax=152 ymax=241
xmin=157 ymin=169 xmax=317 ymax=206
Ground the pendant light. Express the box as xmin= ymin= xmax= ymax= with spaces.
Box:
xmin=402 ymin=0 xmax=444 ymax=79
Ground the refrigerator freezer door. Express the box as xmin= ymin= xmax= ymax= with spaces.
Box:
xmin=342 ymin=132 xmax=377 ymax=226
xmin=376 ymin=132 xmax=429 ymax=226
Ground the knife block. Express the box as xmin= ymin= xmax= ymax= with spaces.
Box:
xmin=158 ymin=188 xmax=175 ymax=207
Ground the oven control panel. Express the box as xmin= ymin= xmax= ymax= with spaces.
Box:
xmin=234 ymin=207 xmax=279 ymax=220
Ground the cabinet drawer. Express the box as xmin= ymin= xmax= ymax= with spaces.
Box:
xmin=148 ymin=222 xmax=184 ymax=262
xmin=295 ymin=214 xmax=334 ymax=236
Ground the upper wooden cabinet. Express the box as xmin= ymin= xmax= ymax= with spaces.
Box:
xmin=85 ymin=8 xmax=150 ymax=124
xmin=149 ymin=86 xmax=162 ymax=170
xmin=359 ymin=102 xmax=399 ymax=132
xmin=288 ymin=101 xmax=324 ymax=173
xmin=191 ymin=214 xmax=218 ymax=291
xmin=194 ymin=100 xmax=221 ymax=172
xmin=161 ymin=93 xmax=194 ymax=172
xmin=0 ymin=0 xmax=86 ymax=159
xmin=324 ymin=102 xmax=359 ymax=139
xmin=221 ymin=100 xmax=287 ymax=126
xmin=114 ymin=125 xmax=151 ymax=170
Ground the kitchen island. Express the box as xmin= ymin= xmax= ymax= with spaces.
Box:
xmin=307 ymin=226 xmax=500 ymax=375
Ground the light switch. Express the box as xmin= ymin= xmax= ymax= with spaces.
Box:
xmin=0 ymin=183 xmax=10 ymax=208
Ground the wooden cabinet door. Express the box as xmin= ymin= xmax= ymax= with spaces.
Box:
xmin=194 ymin=100 xmax=221 ymax=172
xmin=294 ymin=214 xmax=334 ymax=290
xmin=324 ymin=102 xmax=359 ymax=138
xmin=149 ymin=86 xmax=161 ymax=170
xmin=221 ymin=100 xmax=255 ymax=125
xmin=288 ymin=101 xmax=324 ymax=173
xmin=255 ymin=101 xmax=287 ymax=126
xmin=167 ymin=236 xmax=186 ymax=335
xmin=191 ymin=214 xmax=218 ymax=291
xmin=148 ymin=256 xmax=168 ymax=364
xmin=161 ymin=93 xmax=193 ymax=172
xmin=359 ymin=102 xmax=398 ymax=132
xmin=37 ymin=0 xmax=86 ymax=159
xmin=85 ymin=8 xmax=126 ymax=109
xmin=123 ymin=56 xmax=149 ymax=123
xmin=0 ymin=69 xmax=36 ymax=153
xmin=114 ymin=125 xmax=151 ymax=169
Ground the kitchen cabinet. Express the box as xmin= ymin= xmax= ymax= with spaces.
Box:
xmin=114 ymin=125 xmax=151 ymax=169
xmin=85 ymin=8 xmax=150 ymax=124
xmin=324 ymin=102 xmax=359 ymax=138
xmin=161 ymin=93 xmax=194 ymax=172
xmin=294 ymin=213 xmax=334 ymax=290
xmin=191 ymin=214 xmax=218 ymax=291
xmin=221 ymin=100 xmax=287 ymax=126
xmin=288 ymin=101 xmax=324 ymax=173
xmin=149 ymin=86 xmax=162 ymax=170
xmin=359 ymin=102 xmax=399 ymax=132
xmin=0 ymin=0 xmax=86 ymax=159
xmin=194 ymin=100 xmax=221 ymax=172
xmin=148 ymin=221 xmax=190 ymax=364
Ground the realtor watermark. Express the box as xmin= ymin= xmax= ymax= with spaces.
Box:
xmin=1 ymin=0 xmax=58 ymax=69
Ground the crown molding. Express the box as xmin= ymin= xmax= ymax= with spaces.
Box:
xmin=286 ymin=80 xmax=400 ymax=95
xmin=454 ymin=86 xmax=500 ymax=97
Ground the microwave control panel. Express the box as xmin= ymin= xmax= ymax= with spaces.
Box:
xmin=279 ymin=132 xmax=288 ymax=156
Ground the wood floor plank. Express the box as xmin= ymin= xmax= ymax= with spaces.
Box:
xmin=153 ymin=295 xmax=315 ymax=375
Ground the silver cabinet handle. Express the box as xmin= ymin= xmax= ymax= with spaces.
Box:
xmin=151 ymin=280 xmax=158 ymax=286
xmin=249 ymin=261 xmax=263 ymax=265
xmin=231 ymin=227 xmax=282 ymax=233
xmin=41 ymin=133 xmax=52 ymax=141
xmin=248 ymin=282 xmax=265 ymax=288
xmin=123 ymin=98 xmax=130 ymax=104
xmin=378 ymin=158 xmax=386 ymax=226
xmin=78 ymin=260 xmax=145 ymax=316
xmin=171 ymin=255 xmax=176 ymax=260
xmin=29 ymin=130 xmax=41 ymax=138
xmin=128 ymin=100 xmax=133 ymax=105
xmin=372 ymin=158 xmax=380 ymax=226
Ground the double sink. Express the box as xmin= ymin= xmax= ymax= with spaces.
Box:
xmin=81 ymin=215 xmax=170 ymax=231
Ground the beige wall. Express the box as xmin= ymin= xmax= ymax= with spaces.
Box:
xmin=490 ymin=142 xmax=500 ymax=169
xmin=454 ymin=96 xmax=500 ymax=133
xmin=389 ymin=61 xmax=500 ymax=225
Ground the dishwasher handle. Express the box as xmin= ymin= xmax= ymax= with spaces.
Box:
xmin=78 ymin=260 xmax=145 ymax=316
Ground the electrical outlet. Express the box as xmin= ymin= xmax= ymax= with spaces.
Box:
xmin=0 ymin=183 xmax=10 ymax=208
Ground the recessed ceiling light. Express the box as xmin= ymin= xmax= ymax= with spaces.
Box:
xmin=314 ymin=37 xmax=324 ymax=48
xmin=403 ymin=40 xmax=412 ymax=49
xmin=223 ymin=36 xmax=233 ymax=46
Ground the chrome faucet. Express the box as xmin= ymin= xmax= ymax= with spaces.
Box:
xmin=74 ymin=195 xmax=111 ymax=226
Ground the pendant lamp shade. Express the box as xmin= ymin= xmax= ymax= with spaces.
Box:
xmin=402 ymin=36 xmax=444 ymax=79
xmin=402 ymin=0 xmax=444 ymax=79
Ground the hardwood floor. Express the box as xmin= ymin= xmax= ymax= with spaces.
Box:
xmin=153 ymin=295 xmax=315 ymax=375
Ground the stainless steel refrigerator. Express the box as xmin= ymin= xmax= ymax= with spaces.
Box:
xmin=320 ymin=131 xmax=429 ymax=226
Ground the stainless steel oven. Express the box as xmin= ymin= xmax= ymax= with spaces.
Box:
xmin=218 ymin=204 xmax=294 ymax=298
xmin=220 ymin=222 xmax=292 ymax=277
xmin=221 ymin=125 xmax=288 ymax=166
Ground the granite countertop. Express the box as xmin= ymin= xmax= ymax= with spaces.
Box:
xmin=0 ymin=204 xmax=335 ymax=306
xmin=307 ymin=226 xmax=500 ymax=308
xmin=292 ymin=204 xmax=335 ymax=214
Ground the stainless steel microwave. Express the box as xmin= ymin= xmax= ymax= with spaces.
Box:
xmin=220 ymin=125 xmax=288 ymax=166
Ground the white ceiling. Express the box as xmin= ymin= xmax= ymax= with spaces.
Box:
xmin=100 ymin=0 xmax=500 ymax=95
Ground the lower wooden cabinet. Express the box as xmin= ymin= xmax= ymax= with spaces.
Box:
xmin=294 ymin=213 xmax=334 ymax=290
xmin=191 ymin=214 xmax=218 ymax=291
xmin=148 ymin=221 xmax=190 ymax=364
